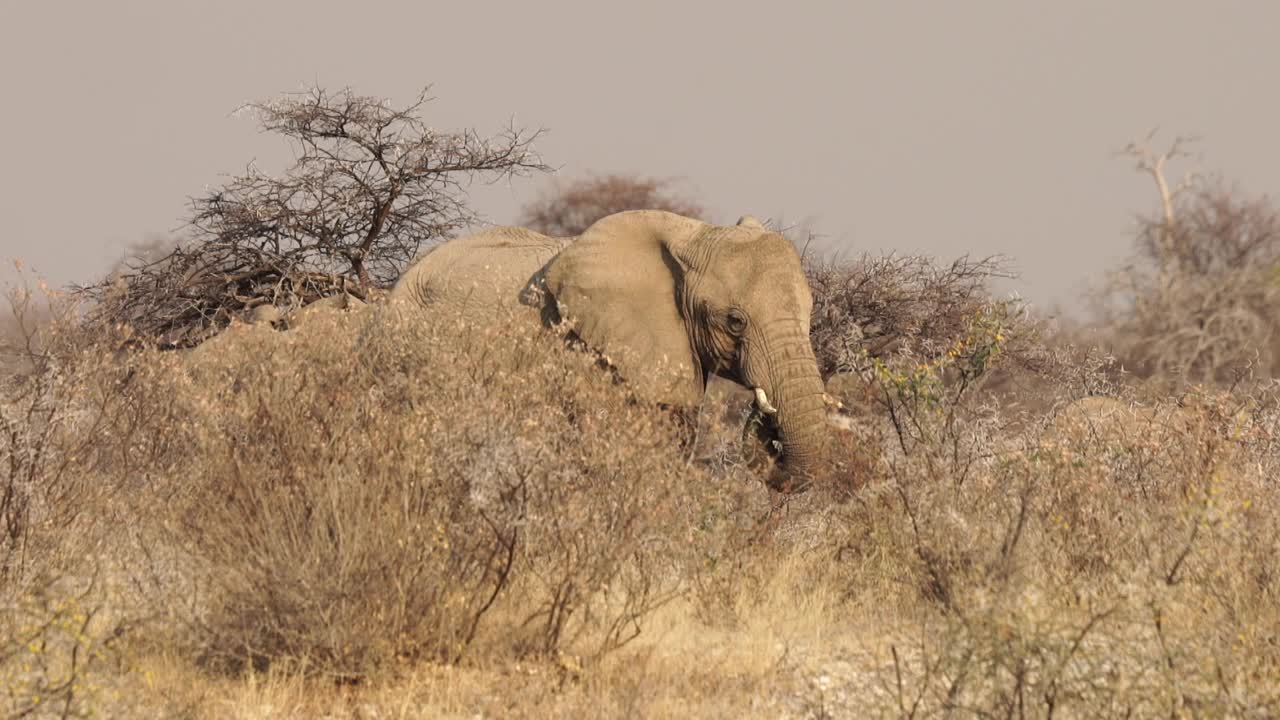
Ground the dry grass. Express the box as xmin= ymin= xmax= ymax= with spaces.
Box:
xmin=4 ymin=256 xmax=1280 ymax=718
xmin=122 ymin=306 xmax=720 ymax=679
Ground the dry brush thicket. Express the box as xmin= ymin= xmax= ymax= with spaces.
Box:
xmin=3 ymin=252 xmax=1280 ymax=716
xmin=1092 ymin=135 xmax=1280 ymax=391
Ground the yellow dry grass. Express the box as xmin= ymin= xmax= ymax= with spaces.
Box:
xmin=4 ymin=297 xmax=1280 ymax=718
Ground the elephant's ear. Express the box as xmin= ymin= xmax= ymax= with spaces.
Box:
xmin=736 ymin=215 xmax=766 ymax=229
xmin=544 ymin=212 xmax=704 ymax=406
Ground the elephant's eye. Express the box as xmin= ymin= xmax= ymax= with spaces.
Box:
xmin=725 ymin=309 xmax=748 ymax=336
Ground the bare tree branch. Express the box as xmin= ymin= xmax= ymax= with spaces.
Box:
xmin=1118 ymin=131 xmax=1201 ymax=285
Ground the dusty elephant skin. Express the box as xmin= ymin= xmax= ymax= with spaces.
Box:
xmin=185 ymin=293 xmax=369 ymax=367
xmin=391 ymin=210 xmax=830 ymax=492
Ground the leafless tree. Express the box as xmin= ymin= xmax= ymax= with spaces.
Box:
xmin=518 ymin=174 xmax=704 ymax=236
xmin=75 ymin=85 xmax=549 ymax=346
xmin=1099 ymin=132 xmax=1280 ymax=385
xmin=1120 ymin=130 xmax=1201 ymax=288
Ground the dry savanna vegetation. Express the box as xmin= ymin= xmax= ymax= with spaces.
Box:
xmin=2 ymin=86 xmax=1278 ymax=719
xmin=518 ymin=174 xmax=706 ymax=237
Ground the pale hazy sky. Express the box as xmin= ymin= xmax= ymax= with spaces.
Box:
xmin=2 ymin=1 xmax=1277 ymax=311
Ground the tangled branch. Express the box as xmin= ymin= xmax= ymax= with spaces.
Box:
xmin=806 ymin=252 xmax=1017 ymax=378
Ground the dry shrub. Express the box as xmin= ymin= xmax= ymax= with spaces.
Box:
xmin=805 ymin=253 xmax=1020 ymax=378
xmin=0 ymin=283 xmax=138 ymax=585
xmin=129 ymin=306 xmax=723 ymax=678
xmin=1097 ymin=136 xmax=1280 ymax=389
xmin=817 ymin=354 xmax=1280 ymax=715
xmin=0 ymin=284 xmax=142 ymax=717
xmin=805 ymin=249 xmax=1124 ymax=424
xmin=0 ymin=572 xmax=121 ymax=719
xmin=518 ymin=174 xmax=705 ymax=237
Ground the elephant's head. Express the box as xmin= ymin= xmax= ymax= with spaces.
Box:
xmin=544 ymin=210 xmax=828 ymax=491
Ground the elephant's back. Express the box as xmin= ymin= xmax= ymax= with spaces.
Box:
xmin=391 ymin=227 xmax=570 ymax=321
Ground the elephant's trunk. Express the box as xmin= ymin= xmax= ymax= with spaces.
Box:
xmin=747 ymin=331 xmax=829 ymax=493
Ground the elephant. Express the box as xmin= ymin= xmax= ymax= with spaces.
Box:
xmin=390 ymin=210 xmax=831 ymax=491
xmin=1044 ymin=395 xmax=1204 ymax=447
xmin=281 ymin=292 xmax=367 ymax=330
xmin=186 ymin=293 xmax=368 ymax=365
xmin=239 ymin=293 xmax=369 ymax=330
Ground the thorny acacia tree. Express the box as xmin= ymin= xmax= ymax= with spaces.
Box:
xmin=76 ymin=86 xmax=549 ymax=346
xmin=519 ymin=174 xmax=704 ymax=236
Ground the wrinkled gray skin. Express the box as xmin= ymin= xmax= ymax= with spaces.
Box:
xmin=391 ymin=210 xmax=830 ymax=492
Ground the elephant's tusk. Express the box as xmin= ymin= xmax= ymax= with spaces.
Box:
xmin=753 ymin=388 xmax=779 ymax=416
xmin=825 ymin=412 xmax=856 ymax=432
xmin=822 ymin=392 xmax=844 ymax=410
